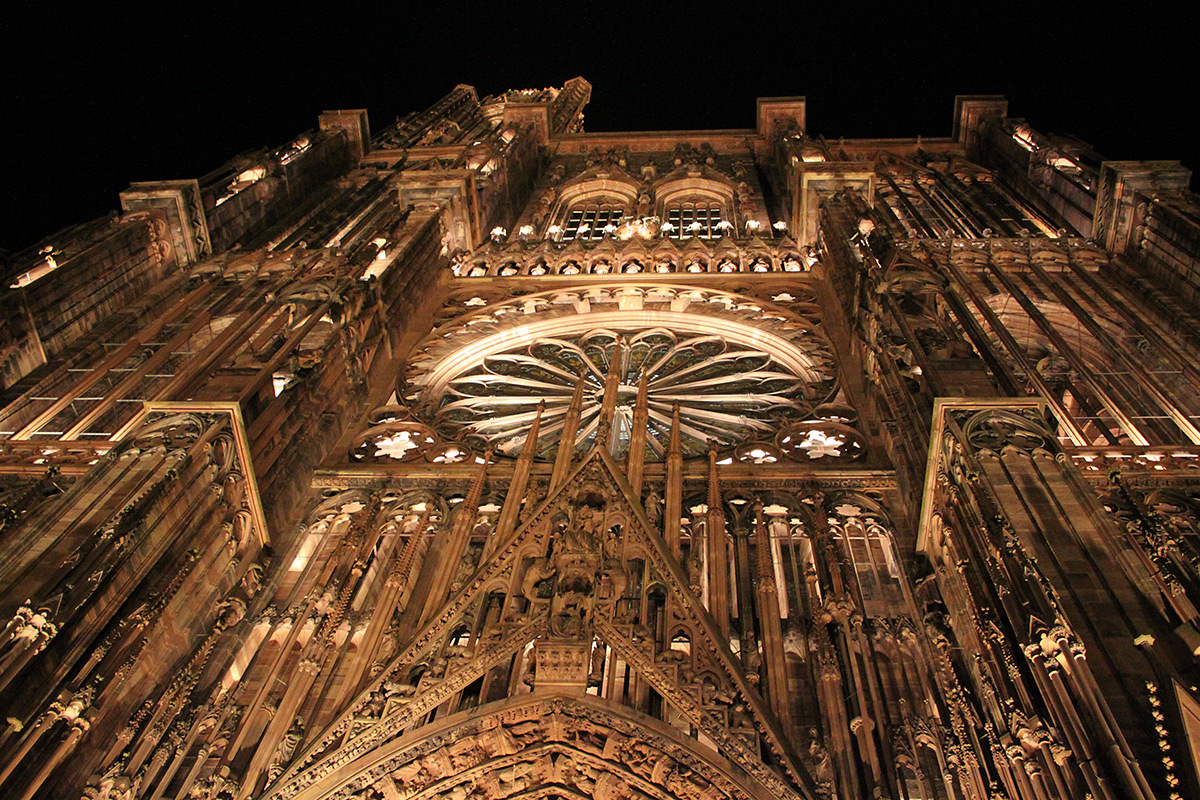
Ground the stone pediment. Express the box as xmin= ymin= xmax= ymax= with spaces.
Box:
xmin=266 ymin=446 xmax=817 ymax=800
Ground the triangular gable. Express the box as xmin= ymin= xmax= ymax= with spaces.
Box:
xmin=582 ymin=447 xmax=816 ymax=798
xmin=879 ymin=249 xmax=948 ymax=294
xmin=1173 ymin=681 xmax=1200 ymax=794
xmin=268 ymin=446 xmax=816 ymax=800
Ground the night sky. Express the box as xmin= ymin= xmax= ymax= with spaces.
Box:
xmin=2 ymin=4 xmax=1196 ymax=252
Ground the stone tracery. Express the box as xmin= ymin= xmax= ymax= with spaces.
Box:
xmin=404 ymin=285 xmax=842 ymax=461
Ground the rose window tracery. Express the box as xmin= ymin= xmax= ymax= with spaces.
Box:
xmin=435 ymin=329 xmax=824 ymax=459
xmin=404 ymin=285 xmax=844 ymax=462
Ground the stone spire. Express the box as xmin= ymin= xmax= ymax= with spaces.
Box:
xmin=627 ymin=373 xmax=649 ymax=494
xmin=550 ymin=374 xmax=587 ymax=492
xmin=664 ymin=401 xmax=684 ymax=554
xmin=419 ymin=449 xmax=492 ymax=627
xmin=496 ymin=401 xmax=543 ymax=538
xmin=706 ymin=441 xmax=730 ymax=636
xmin=595 ymin=336 xmax=624 ymax=453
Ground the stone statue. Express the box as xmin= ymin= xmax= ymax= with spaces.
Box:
xmin=550 ymin=586 xmax=592 ymax=637
xmin=268 ymin=716 xmax=304 ymax=779
xmin=567 ymin=502 xmax=604 ymax=551
xmin=806 ymin=729 xmax=834 ymax=785
xmin=636 ymin=191 xmax=652 ymax=219
xmin=644 ymin=491 xmax=662 ymax=527
xmin=364 ymin=688 xmax=387 ymax=717
xmin=522 ymin=558 xmax=556 ymax=603
xmin=449 ymin=551 xmax=476 ymax=593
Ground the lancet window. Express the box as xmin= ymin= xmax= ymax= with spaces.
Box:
xmin=665 ymin=201 xmax=725 ymax=240
xmin=561 ymin=202 xmax=628 ymax=241
xmin=833 ymin=515 xmax=902 ymax=609
xmin=769 ymin=512 xmax=818 ymax=618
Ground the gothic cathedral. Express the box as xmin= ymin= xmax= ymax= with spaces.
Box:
xmin=2 ymin=81 xmax=1199 ymax=800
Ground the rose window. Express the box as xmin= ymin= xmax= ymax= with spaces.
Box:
xmin=421 ymin=328 xmax=835 ymax=460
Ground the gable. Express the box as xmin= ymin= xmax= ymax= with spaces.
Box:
xmin=266 ymin=446 xmax=816 ymax=800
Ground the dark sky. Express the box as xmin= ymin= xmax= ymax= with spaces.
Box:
xmin=2 ymin=4 xmax=1196 ymax=252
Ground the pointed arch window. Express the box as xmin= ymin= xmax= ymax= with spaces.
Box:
xmin=770 ymin=514 xmax=817 ymax=618
xmin=839 ymin=518 xmax=902 ymax=607
xmin=562 ymin=202 xmax=628 ymax=241
xmin=665 ymin=201 xmax=725 ymax=240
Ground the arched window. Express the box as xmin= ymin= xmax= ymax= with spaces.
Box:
xmin=770 ymin=514 xmax=817 ymax=618
xmin=837 ymin=517 xmax=902 ymax=607
xmin=665 ymin=200 xmax=725 ymax=240
xmin=561 ymin=200 xmax=628 ymax=241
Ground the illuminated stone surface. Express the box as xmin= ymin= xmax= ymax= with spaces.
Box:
xmin=1 ymin=84 xmax=1199 ymax=800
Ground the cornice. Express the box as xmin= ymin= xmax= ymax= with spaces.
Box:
xmin=312 ymin=462 xmax=897 ymax=490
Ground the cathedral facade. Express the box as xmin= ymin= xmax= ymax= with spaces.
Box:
xmin=2 ymin=79 xmax=1200 ymax=800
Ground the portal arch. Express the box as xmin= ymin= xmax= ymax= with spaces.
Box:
xmin=277 ymin=694 xmax=800 ymax=800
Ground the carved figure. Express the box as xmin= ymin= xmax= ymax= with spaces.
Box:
xmin=449 ymin=551 xmax=476 ymax=593
xmin=364 ymin=688 xmax=387 ymax=717
xmin=551 ymin=583 xmax=593 ymax=637
xmin=637 ymin=191 xmax=652 ymax=219
xmin=567 ymin=502 xmax=604 ymax=551
xmin=522 ymin=558 xmax=556 ymax=603
xmin=806 ymin=729 xmax=834 ymax=785
xmin=479 ymin=718 xmax=521 ymax=757
xmin=268 ymin=716 xmax=304 ymax=779
xmin=644 ymin=491 xmax=662 ymax=527
xmin=241 ymin=563 xmax=265 ymax=598
xmin=532 ymin=187 xmax=556 ymax=227
xmin=384 ymin=681 xmax=417 ymax=702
